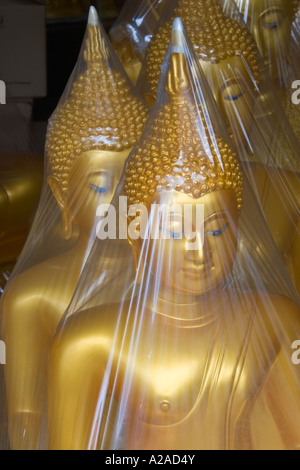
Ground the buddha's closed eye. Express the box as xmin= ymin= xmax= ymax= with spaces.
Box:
xmin=89 ymin=184 xmax=111 ymax=194
xmin=224 ymin=91 xmax=245 ymax=102
xmin=206 ymin=223 xmax=229 ymax=237
xmin=261 ymin=10 xmax=285 ymax=31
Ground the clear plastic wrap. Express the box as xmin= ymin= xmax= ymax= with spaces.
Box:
xmin=137 ymin=0 xmax=300 ymax=294
xmin=0 ymin=88 xmax=44 ymax=453
xmin=109 ymin=0 xmax=166 ymax=84
xmin=0 ymin=7 xmax=148 ymax=450
xmin=233 ymin=0 xmax=300 ymax=142
xmin=46 ymin=18 xmax=300 ymax=450
xmin=0 ymin=88 xmax=45 ymax=296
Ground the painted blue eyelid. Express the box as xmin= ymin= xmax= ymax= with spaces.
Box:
xmin=159 ymin=227 xmax=184 ymax=239
xmin=224 ymin=92 xmax=245 ymax=102
xmin=89 ymin=184 xmax=111 ymax=194
xmin=206 ymin=223 xmax=229 ymax=237
xmin=263 ymin=22 xmax=280 ymax=29
xmin=159 ymin=223 xmax=229 ymax=239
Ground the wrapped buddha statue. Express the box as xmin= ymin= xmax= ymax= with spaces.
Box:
xmin=234 ymin=0 xmax=300 ymax=142
xmin=0 ymin=7 xmax=148 ymax=450
xmin=139 ymin=0 xmax=300 ymax=292
xmin=0 ymin=151 xmax=43 ymax=297
xmin=46 ymin=20 xmax=300 ymax=450
xmin=109 ymin=0 xmax=166 ymax=84
xmin=0 ymin=94 xmax=45 ymax=297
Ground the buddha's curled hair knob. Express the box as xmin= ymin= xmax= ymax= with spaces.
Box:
xmin=46 ymin=6 xmax=149 ymax=196
xmin=125 ymin=18 xmax=243 ymax=211
xmin=165 ymin=21 xmax=191 ymax=101
xmin=84 ymin=7 xmax=109 ymax=69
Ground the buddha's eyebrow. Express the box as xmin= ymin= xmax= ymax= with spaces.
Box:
xmin=220 ymin=78 xmax=241 ymax=94
xmin=87 ymin=170 xmax=110 ymax=178
xmin=204 ymin=212 xmax=229 ymax=223
xmin=260 ymin=6 xmax=285 ymax=18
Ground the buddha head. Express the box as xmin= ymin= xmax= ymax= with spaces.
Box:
xmin=144 ymin=0 xmax=261 ymax=150
xmin=235 ymin=0 xmax=299 ymax=82
xmin=46 ymin=9 xmax=148 ymax=240
xmin=125 ymin=50 xmax=243 ymax=295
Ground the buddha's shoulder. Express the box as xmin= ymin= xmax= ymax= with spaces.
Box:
xmin=68 ymin=297 xmax=132 ymax=325
xmin=1 ymin=251 xmax=79 ymax=308
xmin=243 ymin=290 xmax=300 ymax=345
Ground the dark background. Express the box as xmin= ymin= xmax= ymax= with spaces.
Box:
xmin=32 ymin=0 xmax=127 ymax=122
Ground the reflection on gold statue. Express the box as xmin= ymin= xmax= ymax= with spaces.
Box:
xmin=234 ymin=0 xmax=300 ymax=142
xmin=109 ymin=0 xmax=166 ymax=84
xmin=110 ymin=37 xmax=143 ymax=85
xmin=142 ymin=0 xmax=300 ymax=291
xmin=47 ymin=48 xmax=300 ymax=450
xmin=0 ymin=9 xmax=148 ymax=450
xmin=0 ymin=151 xmax=43 ymax=296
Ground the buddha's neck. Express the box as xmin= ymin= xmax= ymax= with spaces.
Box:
xmin=145 ymin=278 xmax=227 ymax=326
xmin=70 ymin=230 xmax=131 ymax=275
xmin=74 ymin=231 xmax=97 ymax=258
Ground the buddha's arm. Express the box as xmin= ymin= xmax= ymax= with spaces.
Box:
xmin=287 ymin=168 xmax=300 ymax=292
xmin=282 ymin=170 xmax=300 ymax=293
xmin=0 ymin=276 xmax=55 ymax=450
xmin=289 ymin=219 xmax=300 ymax=293
xmin=251 ymin=349 xmax=300 ymax=450
xmin=47 ymin=307 xmax=116 ymax=450
xmin=244 ymin=164 xmax=300 ymax=275
xmin=250 ymin=295 xmax=300 ymax=450
xmin=0 ymin=153 xmax=43 ymax=265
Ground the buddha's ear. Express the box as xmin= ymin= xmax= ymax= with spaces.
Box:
xmin=48 ymin=176 xmax=73 ymax=240
xmin=119 ymin=209 xmax=144 ymax=284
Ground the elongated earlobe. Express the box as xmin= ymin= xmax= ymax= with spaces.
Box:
xmin=120 ymin=212 xmax=144 ymax=284
xmin=48 ymin=176 xmax=73 ymax=240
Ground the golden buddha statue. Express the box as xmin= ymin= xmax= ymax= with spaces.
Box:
xmin=0 ymin=8 xmax=148 ymax=450
xmin=234 ymin=0 xmax=300 ymax=142
xmin=0 ymin=151 xmax=43 ymax=297
xmin=140 ymin=0 xmax=300 ymax=292
xmin=109 ymin=0 xmax=166 ymax=84
xmin=46 ymin=41 xmax=300 ymax=450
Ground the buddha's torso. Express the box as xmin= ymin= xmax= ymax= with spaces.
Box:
xmin=72 ymin=290 xmax=281 ymax=450
xmin=244 ymin=162 xmax=300 ymax=260
xmin=0 ymin=249 xmax=84 ymax=337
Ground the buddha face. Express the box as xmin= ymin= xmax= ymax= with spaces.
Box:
xmin=139 ymin=189 xmax=239 ymax=295
xmin=57 ymin=149 xmax=129 ymax=239
xmin=237 ymin=0 xmax=295 ymax=73
xmin=200 ymin=55 xmax=256 ymax=149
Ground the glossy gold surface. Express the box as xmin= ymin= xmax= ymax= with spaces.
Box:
xmin=235 ymin=0 xmax=299 ymax=81
xmin=47 ymin=264 xmax=300 ymax=449
xmin=143 ymin=0 xmax=300 ymax=291
xmin=0 ymin=16 xmax=148 ymax=450
xmin=0 ymin=150 xmax=43 ymax=274
xmin=47 ymin=51 xmax=300 ymax=450
xmin=1 ymin=152 xmax=131 ymax=449
xmin=110 ymin=39 xmax=142 ymax=85
xmin=235 ymin=0 xmax=300 ymax=142
xmin=109 ymin=0 xmax=167 ymax=84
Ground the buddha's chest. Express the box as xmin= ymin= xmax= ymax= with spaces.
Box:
xmin=121 ymin=318 xmax=266 ymax=429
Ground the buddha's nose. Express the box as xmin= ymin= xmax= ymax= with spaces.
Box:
xmin=184 ymin=236 xmax=209 ymax=267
